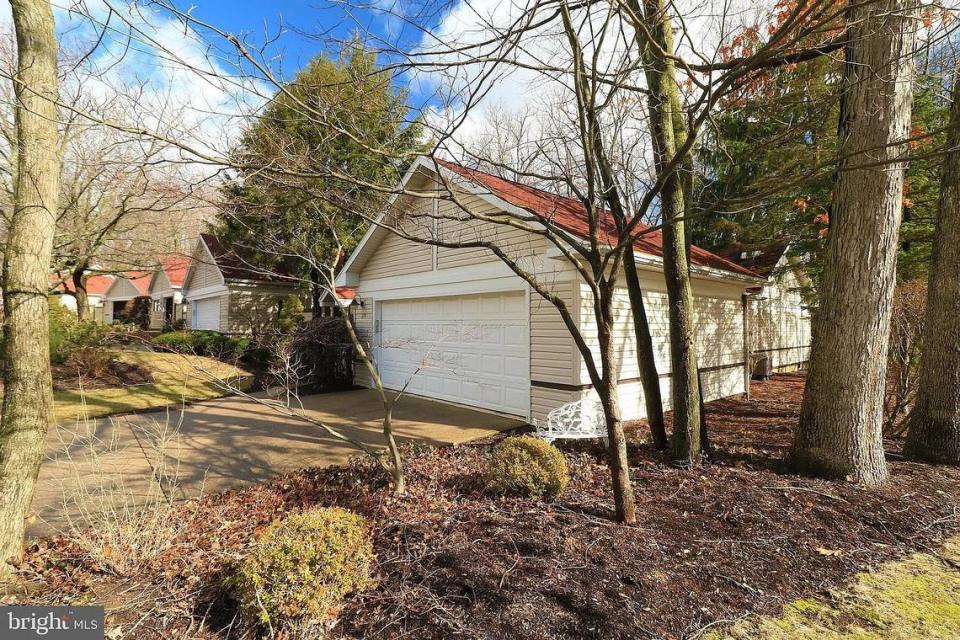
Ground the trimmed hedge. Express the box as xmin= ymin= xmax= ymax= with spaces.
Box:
xmin=485 ymin=435 xmax=570 ymax=500
xmin=233 ymin=507 xmax=377 ymax=627
xmin=152 ymin=330 xmax=249 ymax=360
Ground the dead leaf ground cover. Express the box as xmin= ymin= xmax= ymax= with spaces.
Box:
xmin=9 ymin=373 xmax=960 ymax=639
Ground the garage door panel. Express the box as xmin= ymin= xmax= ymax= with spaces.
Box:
xmin=193 ymin=298 xmax=221 ymax=331
xmin=377 ymin=291 xmax=529 ymax=416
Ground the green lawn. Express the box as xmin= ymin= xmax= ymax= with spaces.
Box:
xmin=708 ymin=536 xmax=960 ymax=639
xmin=53 ymin=351 xmax=254 ymax=422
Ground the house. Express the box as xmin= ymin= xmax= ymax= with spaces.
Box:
xmin=103 ymin=272 xmax=153 ymax=325
xmin=180 ymin=233 xmax=300 ymax=334
xmin=52 ymin=274 xmax=115 ymax=322
xmin=721 ymin=242 xmax=813 ymax=375
xmin=147 ymin=255 xmax=191 ymax=329
xmin=316 ymin=286 xmax=360 ymax=317
xmin=335 ymin=156 xmax=767 ymax=422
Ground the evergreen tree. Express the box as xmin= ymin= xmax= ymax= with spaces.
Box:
xmin=695 ymin=60 xmax=947 ymax=285
xmin=220 ymin=41 xmax=423 ymax=306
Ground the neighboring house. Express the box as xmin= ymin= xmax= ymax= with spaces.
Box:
xmin=720 ymin=242 xmax=813 ymax=375
xmin=147 ymin=255 xmax=192 ymax=329
xmin=335 ymin=156 xmax=766 ymax=422
xmin=316 ymin=286 xmax=360 ymax=317
xmin=103 ymin=272 xmax=153 ymax=325
xmin=180 ymin=233 xmax=299 ymax=334
xmin=52 ymin=274 xmax=115 ymax=322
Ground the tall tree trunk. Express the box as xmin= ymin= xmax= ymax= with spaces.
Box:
xmin=639 ymin=0 xmax=702 ymax=464
xmin=791 ymin=0 xmax=917 ymax=485
xmin=0 ymin=0 xmax=60 ymax=578
xmin=596 ymin=288 xmax=636 ymax=524
xmin=623 ymin=245 xmax=668 ymax=449
xmin=71 ymin=267 xmax=90 ymax=321
xmin=903 ymin=66 xmax=960 ymax=464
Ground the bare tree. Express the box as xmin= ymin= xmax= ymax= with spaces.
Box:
xmin=0 ymin=0 xmax=60 ymax=578
xmin=905 ymin=63 xmax=960 ymax=464
xmin=791 ymin=0 xmax=919 ymax=484
xmin=31 ymin=0 xmax=955 ymax=526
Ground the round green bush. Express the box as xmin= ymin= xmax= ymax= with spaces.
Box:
xmin=485 ymin=435 xmax=570 ymax=500
xmin=234 ymin=507 xmax=377 ymax=627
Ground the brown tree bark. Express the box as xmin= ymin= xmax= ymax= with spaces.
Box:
xmin=559 ymin=4 xmax=638 ymax=523
xmin=623 ymin=245 xmax=668 ymax=449
xmin=0 ymin=0 xmax=61 ymax=578
xmin=71 ymin=267 xmax=90 ymax=321
xmin=903 ymin=66 xmax=960 ymax=464
xmin=638 ymin=0 xmax=703 ymax=464
xmin=595 ymin=286 xmax=636 ymax=524
xmin=791 ymin=0 xmax=917 ymax=485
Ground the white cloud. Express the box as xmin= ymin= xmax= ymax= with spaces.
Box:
xmin=0 ymin=0 xmax=270 ymax=169
xmin=413 ymin=0 xmax=780 ymax=159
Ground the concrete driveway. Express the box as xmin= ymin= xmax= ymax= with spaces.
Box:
xmin=32 ymin=390 xmax=524 ymax=536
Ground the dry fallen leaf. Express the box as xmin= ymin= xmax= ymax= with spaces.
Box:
xmin=817 ymin=547 xmax=843 ymax=557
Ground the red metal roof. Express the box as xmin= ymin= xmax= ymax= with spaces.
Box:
xmin=52 ymin=274 xmax=116 ymax=296
xmin=159 ymin=255 xmax=191 ymax=287
xmin=433 ymin=159 xmax=759 ymax=278
xmin=123 ymin=272 xmax=153 ymax=296
xmin=335 ymin=286 xmax=356 ymax=301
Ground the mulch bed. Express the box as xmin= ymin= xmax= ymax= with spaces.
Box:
xmin=11 ymin=373 xmax=960 ymax=639
xmin=51 ymin=356 xmax=154 ymax=391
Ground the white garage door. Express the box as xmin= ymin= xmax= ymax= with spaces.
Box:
xmin=192 ymin=297 xmax=221 ymax=331
xmin=376 ymin=291 xmax=529 ymax=416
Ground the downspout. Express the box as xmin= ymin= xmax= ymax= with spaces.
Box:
xmin=742 ymin=287 xmax=761 ymax=400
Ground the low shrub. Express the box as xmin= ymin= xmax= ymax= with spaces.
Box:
xmin=49 ymin=300 xmax=111 ymax=364
xmin=233 ymin=507 xmax=377 ymax=628
xmin=152 ymin=330 xmax=250 ymax=361
xmin=65 ymin=347 xmax=114 ymax=379
xmin=485 ymin=435 xmax=569 ymax=500
xmin=151 ymin=330 xmax=197 ymax=353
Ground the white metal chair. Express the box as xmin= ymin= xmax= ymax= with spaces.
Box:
xmin=534 ymin=398 xmax=608 ymax=445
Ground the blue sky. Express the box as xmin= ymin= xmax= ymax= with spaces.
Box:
xmin=182 ymin=1 xmax=353 ymax=71
xmin=178 ymin=0 xmax=427 ymax=85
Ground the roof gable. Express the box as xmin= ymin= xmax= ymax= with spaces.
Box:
xmin=199 ymin=233 xmax=298 ymax=284
xmin=104 ymin=272 xmax=151 ymax=299
xmin=181 ymin=236 xmax=225 ymax=292
xmin=149 ymin=269 xmax=172 ymax=294
xmin=340 ymin=157 xmax=761 ymax=282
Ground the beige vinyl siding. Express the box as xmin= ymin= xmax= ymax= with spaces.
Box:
xmin=530 ymin=279 xmax=576 ymax=383
xmin=191 ymin=257 xmax=223 ymax=289
xmin=577 ymin=277 xmax=747 ymax=420
xmin=352 ymin=300 xmax=375 ymax=387
xmin=436 ymin=194 xmax=546 ymax=269
xmin=531 ymin=385 xmax=581 ymax=424
xmin=149 ymin=270 xmax=171 ymax=296
xmin=105 ymin=278 xmax=142 ymax=300
xmin=360 ymin=230 xmax=433 ymax=279
xmin=751 ymin=267 xmax=811 ymax=372
xmin=529 ymin=277 xmax=579 ymax=423
xmin=149 ymin=302 xmax=164 ymax=330
xmin=221 ymin=293 xmax=232 ymax=332
xmin=360 ymin=196 xmax=434 ymax=280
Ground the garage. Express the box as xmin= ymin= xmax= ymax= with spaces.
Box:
xmin=192 ymin=297 xmax=222 ymax=331
xmin=375 ymin=291 xmax=529 ymax=417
